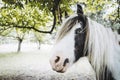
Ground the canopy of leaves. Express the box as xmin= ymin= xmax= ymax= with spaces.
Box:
xmin=0 ymin=0 xmax=119 ymax=40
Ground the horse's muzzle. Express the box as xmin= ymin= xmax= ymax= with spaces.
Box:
xmin=50 ymin=56 xmax=70 ymax=73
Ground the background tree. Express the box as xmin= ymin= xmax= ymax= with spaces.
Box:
xmin=15 ymin=28 xmax=27 ymax=52
xmin=34 ymin=31 xmax=45 ymax=49
xmin=0 ymin=0 xmax=119 ymax=52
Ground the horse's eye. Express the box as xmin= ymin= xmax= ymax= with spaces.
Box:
xmin=75 ymin=28 xmax=82 ymax=34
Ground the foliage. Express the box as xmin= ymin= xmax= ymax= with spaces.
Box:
xmin=0 ymin=0 xmax=119 ymax=44
xmin=0 ymin=4 xmax=52 ymax=33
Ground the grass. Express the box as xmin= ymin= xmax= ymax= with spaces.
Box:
xmin=0 ymin=44 xmax=96 ymax=80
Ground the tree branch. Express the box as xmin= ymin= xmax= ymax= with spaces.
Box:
xmin=0 ymin=0 xmax=61 ymax=34
xmin=0 ymin=23 xmax=54 ymax=34
xmin=14 ymin=25 xmax=54 ymax=34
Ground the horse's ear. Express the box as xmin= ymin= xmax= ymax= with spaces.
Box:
xmin=77 ymin=4 xmax=84 ymax=15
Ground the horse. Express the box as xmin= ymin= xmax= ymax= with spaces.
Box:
xmin=50 ymin=4 xmax=120 ymax=80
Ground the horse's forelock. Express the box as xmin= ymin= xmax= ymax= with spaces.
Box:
xmin=56 ymin=16 xmax=78 ymax=42
xmin=56 ymin=14 xmax=88 ymax=42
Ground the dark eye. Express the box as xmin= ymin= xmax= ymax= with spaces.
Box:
xmin=75 ymin=28 xmax=82 ymax=34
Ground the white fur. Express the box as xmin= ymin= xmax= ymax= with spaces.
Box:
xmin=87 ymin=18 xmax=120 ymax=80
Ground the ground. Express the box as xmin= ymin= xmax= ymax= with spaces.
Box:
xmin=0 ymin=43 xmax=96 ymax=80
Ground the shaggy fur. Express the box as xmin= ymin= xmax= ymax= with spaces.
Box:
xmin=86 ymin=18 xmax=120 ymax=80
xmin=56 ymin=14 xmax=120 ymax=80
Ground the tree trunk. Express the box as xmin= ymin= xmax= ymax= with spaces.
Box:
xmin=58 ymin=5 xmax=62 ymax=24
xmin=65 ymin=11 xmax=69 ymax=18
xmin=17 ymin=39 xmax=23 ymax=52
xmin=118 ymin=28 xmax=120 ymax=34
xmin=38 ymin=41 xmax=41 ymax=49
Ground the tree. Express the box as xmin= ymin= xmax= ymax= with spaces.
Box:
xmin=34 ymin=31 xmax=45 ymax=49
xmin=0 ymin=4 xmax=53 ymax=31
xmin=0 ymin=4 xmax=52 ymax=52
xmin=1 ymin=0 xmax=74 ymax=34
xmin=0 ymin=0 xmax=119 ymax=46
xmin=15 ymin=28 xmax=27 ymax=52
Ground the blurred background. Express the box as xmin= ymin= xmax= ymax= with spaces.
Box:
xmin=0 ymin=0 xmax=119 ymax=80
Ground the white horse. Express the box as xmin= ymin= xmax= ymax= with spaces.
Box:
xmin=50 ymin=4 xmax=120 ymax=80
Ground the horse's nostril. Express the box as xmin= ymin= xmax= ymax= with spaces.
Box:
xmin=63 ymin=58 xmax=69 ymax=66
xmin=55 ymin=56 xmax=60 ymax=63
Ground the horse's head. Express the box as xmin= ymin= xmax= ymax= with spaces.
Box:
xmin=50 ymin=4 xmax=88 ymax=73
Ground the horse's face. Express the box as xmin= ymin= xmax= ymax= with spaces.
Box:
xmin=50 ymin=17 xmax=87 ymax=73
xmin=50 ymin=4 xmax=87 ymax=73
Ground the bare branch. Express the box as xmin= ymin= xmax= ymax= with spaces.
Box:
xmin=14 ymin=25 xmax=54 ymax=34
xmin=0 ymin=23 xmax=54 ymax=34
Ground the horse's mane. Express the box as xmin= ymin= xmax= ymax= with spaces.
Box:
xmin=87 ymin=18 xmax=120 ymax=80
xmin=56 ymin=14 xmax=88 ymax=42
xmin=56 ymin=15 xmax=78 ymax=42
